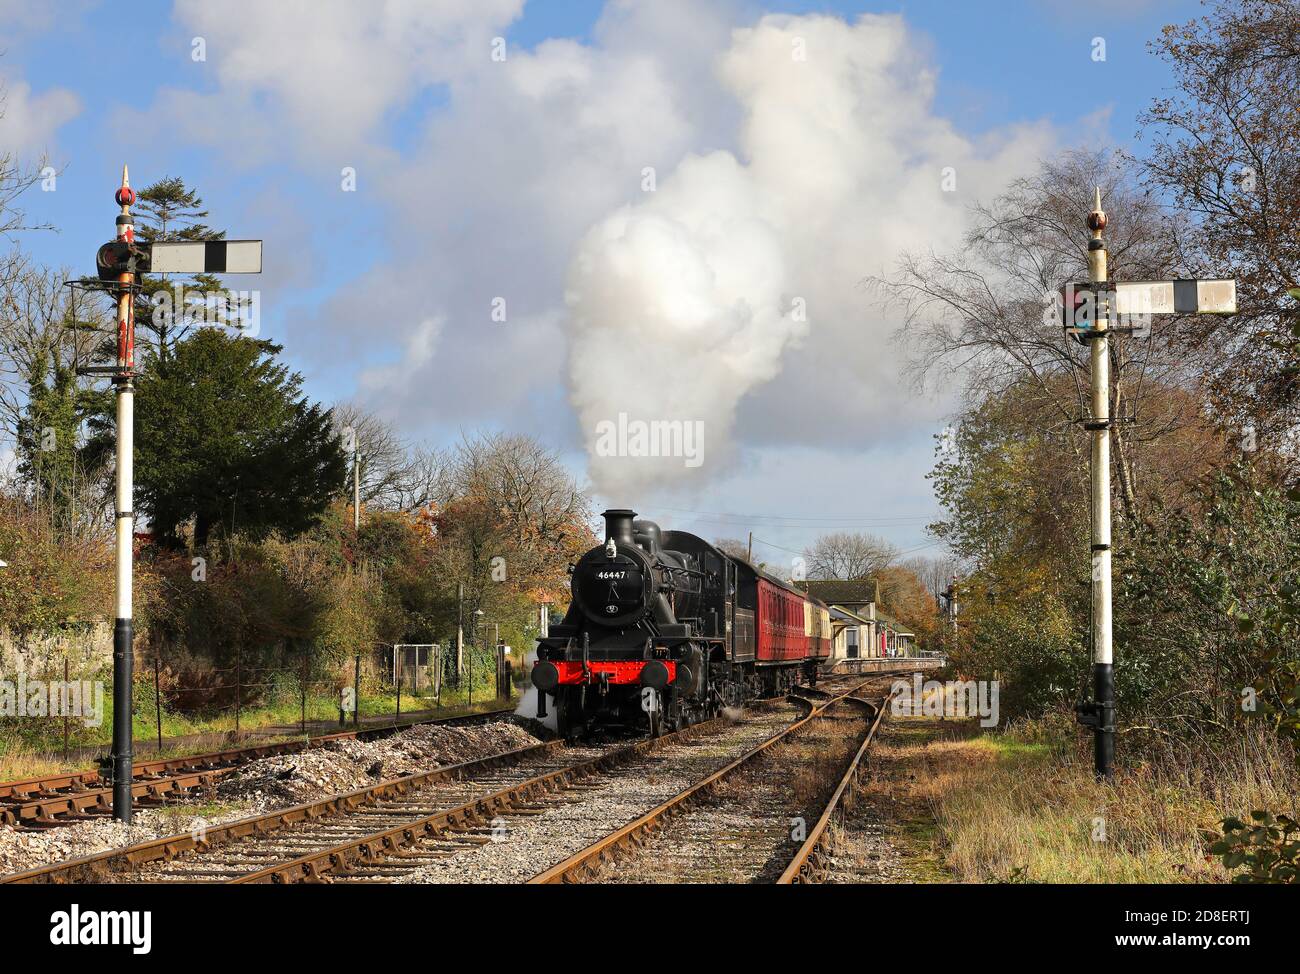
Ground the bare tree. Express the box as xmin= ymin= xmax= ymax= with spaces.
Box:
xmin=0 ymin=260 xmax=106 ymax=434
xmin=331 ymin=403 xmax=439 ymax=511
xmin=429 ymin=431 xmax=593 ymax=622
xmin=0 ymin=259 xmax=113 ymax=537
xmin=871 ymin=149 xmax=1199 ymax=525
xmin=902 ymin=553 xmax=961 ymax=601
xmin=713 ymin=537 xmax=751 ymax=561
xmin=1141 ymin=0 xmax=1300 ymax=446
xmin=804 ymin=531 xmax=898 ymax=580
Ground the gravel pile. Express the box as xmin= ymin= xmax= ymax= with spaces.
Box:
xmin=0 ymin=718 xmax=542 ymax=878
xmin=217 ymin=719 xmax=541 ymax=808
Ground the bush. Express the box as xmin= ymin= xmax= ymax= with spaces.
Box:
xmin=1209 ymin=811 xmax=1300 ymax=883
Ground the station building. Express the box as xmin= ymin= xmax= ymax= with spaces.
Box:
xmin=803 ymin=578 xmax=916 ymax=664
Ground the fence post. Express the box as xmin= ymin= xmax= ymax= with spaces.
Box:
xmin=234 ymin=648 xmax=241 ymax=735
xmin=153 ymin=656 xmax=162 ymax=752
xmin=353 ymin=654 xmax=360 ymax=729
xmin=396 ymin=672 xmax=402 ymax=727
xmin=300 ymin=644 xmax=307 ymax=736
xmin=63 ymin=657 xmax=70 ymax=761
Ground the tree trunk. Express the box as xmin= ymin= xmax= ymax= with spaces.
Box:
xmin=1110 ymin=340 xmax=1140 ymax=529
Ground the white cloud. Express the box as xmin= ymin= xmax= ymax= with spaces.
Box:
xmin=567 ymin=13 xmax=1054 ymax=494
xmin=161 ymin=0 xmax=524 ymax=161
xmin=278 ymin=2 xmax=736 ymax=436
xmin=610 ymin=438 xmax=944 ymax=559
xmin=359 ymin=315 xmax=445 ymax=397
xmin=0 ymin=0 xmax=84 ymax=41
xmin=0 ymin=75 xmax=81 ymax=162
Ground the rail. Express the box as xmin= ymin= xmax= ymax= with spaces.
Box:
xmin=0 ymin=705 xmax=518 ymax=828
xmin=527 ymin=678 xmax=878 ymax=884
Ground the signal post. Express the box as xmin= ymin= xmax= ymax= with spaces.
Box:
xmin=89 ymin=169 xmax=262 ymax=821
xmin=1062 ymin=190 xmax=1236 ymax=780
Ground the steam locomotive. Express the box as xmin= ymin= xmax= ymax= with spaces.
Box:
xmin=530 ymin=509 xmax=832 ymax=737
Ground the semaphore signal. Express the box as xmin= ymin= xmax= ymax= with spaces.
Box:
xmin=1067 ymin=189 xmax=1237 ymax=781
xmin=80 ymin=166 xmax=264 ymax=823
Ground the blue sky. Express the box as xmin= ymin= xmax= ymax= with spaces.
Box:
xmin=1 ymin=0 xmax=1203 ymax=563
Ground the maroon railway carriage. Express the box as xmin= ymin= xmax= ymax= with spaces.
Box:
xmin=531 ymin=508 xmax=832 ymax=738
xmin=751 ymin=569 xmax=833 ymax=666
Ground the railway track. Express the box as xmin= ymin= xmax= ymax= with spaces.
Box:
xmin=529 ymin=678 xmax=893 ymax=884
xmin=3 ymin=670 xmax=916 ymax=884
xmin=778 ymin=687 xmax=891 ymax=884
xmin=0 ymin=705 xmax=517 ymax=829
xmin=1 ymin=694 xmax=814 ymax=883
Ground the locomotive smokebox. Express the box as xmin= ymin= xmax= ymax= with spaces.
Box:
xmin=602 ymin=509 xmax=637 ymax=546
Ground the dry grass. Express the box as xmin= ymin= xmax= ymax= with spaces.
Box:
xmin=0 ymin=742 xmax=70 ymax=782
xmin=903 ymin=711 xmax=1300 ymax=883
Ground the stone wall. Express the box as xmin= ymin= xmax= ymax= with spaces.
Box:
xmin=0 ymin=622 xmax=114 ymax=678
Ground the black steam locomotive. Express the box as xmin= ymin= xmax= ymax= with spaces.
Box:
xmin=530 ymin=509 xmax=832 ymax=737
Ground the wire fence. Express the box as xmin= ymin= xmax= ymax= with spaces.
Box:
xmin=2 ymin=646 xmax=524 ymax=762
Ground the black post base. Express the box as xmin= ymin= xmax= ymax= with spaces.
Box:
xmin=1074 ymin=662 xmax=1115 ymax=781
xmin=1093 ymin=662 xmax=1114 ymax=781
xmin=111 ymin=617 xmax=134 ymax=823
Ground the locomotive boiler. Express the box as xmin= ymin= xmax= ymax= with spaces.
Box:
xmin=531 ymin=509 xmax=832 ymax=738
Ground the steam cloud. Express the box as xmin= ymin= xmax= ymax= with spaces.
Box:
xmin=566 ymin=14 xmax=1050 ymax=495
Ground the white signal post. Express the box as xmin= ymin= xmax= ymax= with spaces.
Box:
xmin=100 ymin=169 xmax=263 ymax=822
xmin=110 ymin=166 xmax=138 ymax=822
xmin=1084 ymin=189 xmax=1115 ymax=782
xmin=1065 ymin=190 xmax=1237 ymax=781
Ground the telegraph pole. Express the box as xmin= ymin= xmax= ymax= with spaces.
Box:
xmin=111 ymin=166 xmax=137 ymax=822
xmin=1084 ymin=188 xmax=1115 ymax=781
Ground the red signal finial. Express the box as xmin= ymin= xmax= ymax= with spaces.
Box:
xmin=115 ymin=165 xmax=135 ymax=210
xmin=1086 ymin=186 xmax=1106 ymax=234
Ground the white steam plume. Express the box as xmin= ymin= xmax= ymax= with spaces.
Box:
xmin=566 ymin=13 xmax=1052 ymax=495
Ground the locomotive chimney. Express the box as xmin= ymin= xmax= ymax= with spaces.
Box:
xmin=602 ymin=509 xmax=637 ymax=546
